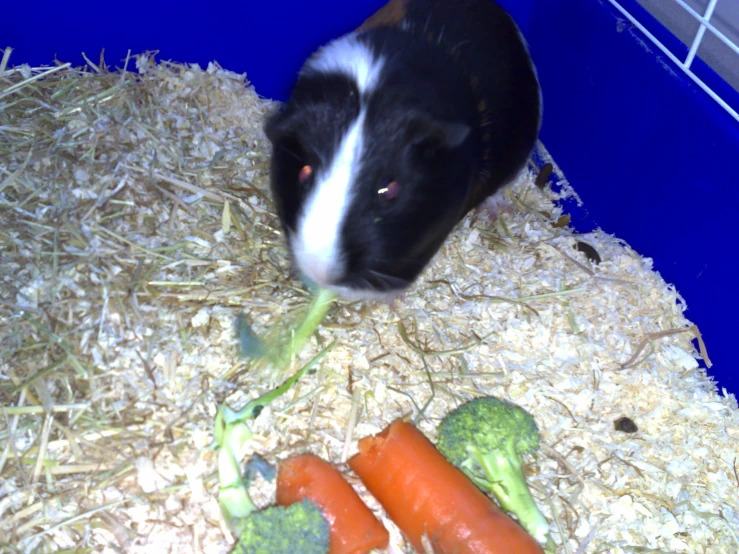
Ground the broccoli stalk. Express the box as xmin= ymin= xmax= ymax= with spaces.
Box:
xmin=214 ymin=410 xmax=330 ymax=554
xmin=466 ymin=434 xmax=551 ymax=544
xmin=215 ymin=287 xmax=338 ymax=549
xmin=436 ymin=396 xmax=555 ymax=550
xmin=214 ymin=341 xmax=336 ymax=526
xmin=236 ymin=287 xmax=337 ymax=374
xmin=216 ymin=413 xmax=258 ymax=526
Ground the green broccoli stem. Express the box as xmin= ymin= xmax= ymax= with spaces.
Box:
xmin=214 ymin=331 xmax=338 ymax=529
xmin=216 ymin=288 xmax=337 ymax=529
xmin=216 ymin=415 xmax=257 ymax=527
xmin=471 ymin=446 xmax=553 ymax=547
xmin=270 ymin=288 xmax=336 ymax=371
xmin=223 ymin=340 xmax=336 ymax=427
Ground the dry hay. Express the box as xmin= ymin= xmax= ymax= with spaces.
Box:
xmin=1 ymin=50 xmax=737 ymax=554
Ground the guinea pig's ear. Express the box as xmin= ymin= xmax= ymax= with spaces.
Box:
xmin=408 ymin=115 xmax=471 ymax=157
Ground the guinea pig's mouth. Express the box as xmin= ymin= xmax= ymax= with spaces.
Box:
xmin=301 ymin=269 xmax=412 ymax=303
xmin=341 ymin=269 xmax=411 ymax=293
xmin=288 ymin=228 xmax=414 ymax=301
xmin=329 ymin=281 xmax=409 ymax=304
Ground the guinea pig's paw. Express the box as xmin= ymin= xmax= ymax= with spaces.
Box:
xmin=481 ymin=194 xmax=514 ymax=222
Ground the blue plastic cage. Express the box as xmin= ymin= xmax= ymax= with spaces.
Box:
xmin=5 ymin=0 xmax=739 ymax=395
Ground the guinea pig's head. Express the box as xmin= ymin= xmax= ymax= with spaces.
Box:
xmin=264 ymin=34 xmax=478 ymax=302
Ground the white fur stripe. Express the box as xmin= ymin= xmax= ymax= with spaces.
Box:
xmin=293 ymin=110 xmax=367 ymax=285
xmin=304 ymin=33 xmax=383 ymax=94
xmin=292 ymin=35 xmax=385 ymax=286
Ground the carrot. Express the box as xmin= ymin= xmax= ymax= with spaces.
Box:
xmin=276 ymin=453 xmax=390 ymax=554
xmin=347 ymin=419 xmax=544 ymax=554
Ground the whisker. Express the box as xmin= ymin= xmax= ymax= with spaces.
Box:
xmin=437 ymin=25 xmax=446 ymax=45
xmin=275 ymin=144 xmax=304 ymax=163
xmin=367 ymin=269 xmax=410 ymax=289
xmin=369 ymin=255 xmax=423 ymax=267
xmin=450 ymin=40 xmax=471 ymax=55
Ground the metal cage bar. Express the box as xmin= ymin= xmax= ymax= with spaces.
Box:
xmin=673 ymin=0 xmax=739 ymax=60
xmin=684 ymin=0 xmax=718 ymax=68
xmin=607 ymin=0 xmax=739 ymax=123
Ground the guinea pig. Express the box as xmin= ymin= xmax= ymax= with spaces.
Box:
xmin=264 ymin=0 xmax=542 ymax=302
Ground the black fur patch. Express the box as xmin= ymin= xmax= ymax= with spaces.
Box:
xmin=264 ymin=0 xmax=541 ymax=295
xmin=398 ymin=0 xmax=542 ymax=207
xmin=333 ymin=29 xmax=481 ymax=289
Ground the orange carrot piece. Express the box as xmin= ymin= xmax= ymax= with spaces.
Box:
xmin=276 ymin=453 xmax=390 ymax=554
xmin=348 ymin=419 xmax=544 ymax=554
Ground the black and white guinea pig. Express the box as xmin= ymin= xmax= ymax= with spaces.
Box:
xmin=264 ymin=0 xmax=542 ymax=302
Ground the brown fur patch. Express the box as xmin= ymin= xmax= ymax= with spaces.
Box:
xmin=357 ymin=0 xmax=410 ymax=31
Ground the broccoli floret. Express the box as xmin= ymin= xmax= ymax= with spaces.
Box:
xmin=436 ymin=396 xmax=552 ymax=547
xmin=230 ymin=498 xmax=330 ymax=554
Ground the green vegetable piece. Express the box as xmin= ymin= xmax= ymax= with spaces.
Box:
xmin=229 ymin=339 xmax=336 ymax=424
xmin=230 ymin=498 xmax=330 ymax=554
xmin=235 ymin=287 xmax=336 ymax=373
xmin=216 ymin=415 xmax=257 ymax=526
xmin=268 ymin=287 xmax=336 ymax=370
xmin=214 ymin=341 xmax=336 ymax=526
xmin=236 ymin=313 xmax=268 ymax=360
xmin=215 ymin=287 xmax=337 ymax=529
xmin=436 ymin=396 xmax=553 ymax=549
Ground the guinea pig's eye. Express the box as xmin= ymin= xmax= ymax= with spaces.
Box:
xmin=377 ymin=179 xmax=400 ymax=201
xmin=298 ymin=165 xmax=313 ymax=186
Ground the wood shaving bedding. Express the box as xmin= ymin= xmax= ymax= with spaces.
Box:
xmin=0 ymin=53 xmax=737 ymax=554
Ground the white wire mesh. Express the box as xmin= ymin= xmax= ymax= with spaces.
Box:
xmin=608 ymin=0 xmax=739 ymax=123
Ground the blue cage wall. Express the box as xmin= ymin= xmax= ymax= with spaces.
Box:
xmin=4 ymin=0 xmax=738 ymax=395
